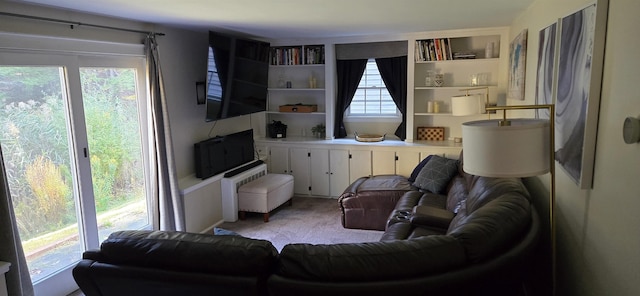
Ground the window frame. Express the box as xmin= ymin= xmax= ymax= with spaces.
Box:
xmin=344 ymin=59 xmax=401 ymax=123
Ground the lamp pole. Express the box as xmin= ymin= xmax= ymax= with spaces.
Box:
xmin=484 ymin=104 xmax=555 ymax=295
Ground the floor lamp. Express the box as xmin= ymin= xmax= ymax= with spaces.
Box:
xmin=461 ymin=104 xmax=555 ymax=295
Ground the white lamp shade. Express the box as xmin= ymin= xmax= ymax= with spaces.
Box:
xmin=451 ymin=95 xmax=483 ymax=116
xmin=462 ymin=118 xmax=550 ymax=177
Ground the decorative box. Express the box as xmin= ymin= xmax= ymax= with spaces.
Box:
xmin=279 ymin=104 xmax=318 ymax=113
xmin=417 ymin=127 xmax=445 ymax=141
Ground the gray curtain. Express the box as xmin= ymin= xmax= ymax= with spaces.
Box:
xmin=0 ymin=148 xmax=34 ymax=296
xmin=145 ymin=35 xmax=186 ymax=231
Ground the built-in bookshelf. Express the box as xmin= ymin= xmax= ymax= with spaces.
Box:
xmin=409 ymin=31 xmax=507 ymax=143
xmin=267 ymin=44 xmax=327 ymax=138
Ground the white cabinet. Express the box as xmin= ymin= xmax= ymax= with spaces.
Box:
xmin=310 ymin=148 xmax=350 ymax=197
xmin=372 ymin=150 xmax=422 ymax=178
xmin=396 ymin=150 xmax=422 ymax=178
xmin=289 ymin=147 xmax=311 ymax=195
xmin=349 ymin=150 xmax=372 ymax=183
xmin=267 ymin=146 xmax=310 ymax=195
xmin=268 ymin=146 xmax=290 ymax=174
xmin=267 ymin=146 xmax=352 ymax=197
xmin=372 ymin=150 xmax=396 ymax=176
xmin=310 ymin=148 xmax=330 ymax=196
xmin=329 ymin=149 xmax=350 ymax=197
xmin=256 ymin=139 xmax=462 ymax=198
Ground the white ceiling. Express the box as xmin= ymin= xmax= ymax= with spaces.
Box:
xmin=18 ymin=0 xmax=535 ymax=39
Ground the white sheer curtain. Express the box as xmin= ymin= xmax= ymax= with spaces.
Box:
xmin=0 ymin=148 xmax=34 ymax=296
xmin=145 ymin=34 xmax=186 ymax=231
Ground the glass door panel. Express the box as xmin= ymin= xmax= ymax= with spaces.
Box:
xmin=79 ymin=67 xmax=150 ymax=242
xmin=1 ymin=52 xmax=151 ymax=296
xmin=0 ymin=66 xmax=82 ymax=283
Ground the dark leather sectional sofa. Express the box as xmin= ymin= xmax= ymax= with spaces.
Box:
xmin=73 ymin=156 xmax=540 ymax=296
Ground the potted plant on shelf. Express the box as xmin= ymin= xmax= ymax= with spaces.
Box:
xmin=311 ymin=123 xmax=325 ymax=138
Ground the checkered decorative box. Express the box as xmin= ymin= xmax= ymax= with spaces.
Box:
xmin=417 ymin=127 xmax=445 ymax=141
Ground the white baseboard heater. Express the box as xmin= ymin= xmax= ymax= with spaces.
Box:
xmin=220 ymin=163 xmax=267 ymax=222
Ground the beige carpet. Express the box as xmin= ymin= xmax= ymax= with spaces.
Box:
xmin=217 ymin=196 xmax=383 ymax=251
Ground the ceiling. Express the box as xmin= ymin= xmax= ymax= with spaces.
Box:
xmin=18 ymin=0 xmax=535 ymax=39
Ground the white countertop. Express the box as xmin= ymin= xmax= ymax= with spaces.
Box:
xmin=255 ymin=136 xmax=462 ymax=148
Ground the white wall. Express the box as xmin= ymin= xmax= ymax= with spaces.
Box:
xmin=512 ymin=0 xmax=640 ymax=295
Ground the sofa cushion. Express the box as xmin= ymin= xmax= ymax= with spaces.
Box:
xmin=408 ymin=155 xmax=432 ymax=182
xmin=277 ymin=236 xmax=466 ymax=281
xmin=99 ymin=230 xmax=278 ymax=276
xmin=447 ymin=194 xmax=531 ymax=263
xmin=412 ymin=155 xmax=459 ymax=194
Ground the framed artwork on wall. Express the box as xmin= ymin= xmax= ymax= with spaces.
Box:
xmin=507 ymin=29 xmax=527 ymax=101
xmin=535 ymin=22 xmax=558 ymax=120
xmin=555 ymin=0 xmax=608 ymax=189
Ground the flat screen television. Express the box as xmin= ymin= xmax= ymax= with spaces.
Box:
xmin=194 ymin=129 xmax=256 ymax=179
xmin=206 ymin=31 xmax=270 ymax=122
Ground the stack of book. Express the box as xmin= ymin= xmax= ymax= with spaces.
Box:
xmin=415 ymin=38 xmax=453 ymax=61
xmin=304 ymin=45 xmax=325 ymax=65
xmin=452 ymin=52 xmax=477 ymax=59
xmin=271 ymin=47 xmax=302 ymax=65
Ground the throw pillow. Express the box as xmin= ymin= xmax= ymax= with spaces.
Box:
xmin=408 ymin=155 xmax=433 ymax=182
xmin=412 ymin=155 xmax=459 ymax=194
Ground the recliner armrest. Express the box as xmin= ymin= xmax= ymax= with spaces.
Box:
xmin=410 ymin=205 xmax=455 ymax=229
xmin=82 ymin=249 xmax=104 ymax=261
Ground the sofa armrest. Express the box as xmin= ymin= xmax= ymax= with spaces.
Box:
xmin=410 ymin=205 xmax=455 ymax=229
xmin=82 ymin=249 xmax=104 ymax=261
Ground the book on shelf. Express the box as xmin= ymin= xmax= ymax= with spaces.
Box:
xmin=303 ymin=45 xmax=325 ymax=65
xmin=270 ymin=45 xmax=325 ymax=65
xmin=270 ymin=46 xmax=302 ymax=65
xmin=452 ymin=52 xmax=477 ymax=59
xmin=415 ymin=38 xmax=453 ymax=62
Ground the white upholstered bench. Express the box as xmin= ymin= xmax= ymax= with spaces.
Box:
xmin=238 ymin=173 xmax=294 ymax=222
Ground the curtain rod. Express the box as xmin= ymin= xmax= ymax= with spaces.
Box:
xmin=1 ymin=12 xmax=165 ymax=36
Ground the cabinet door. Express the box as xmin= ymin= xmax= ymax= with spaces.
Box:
xmin=396 ymin=150 xmax=421 ymax=178
xmin=269 ymin=146 xmax=289 ymax=174
xmin=372 ymin=150 xmax=396 ymax=176
xmin=349 ymin=150 xmax=372 ymax=183
xmin=329 ymin=149 xmax=350 ymax=197
xmin=310 ymin=148 xmax=330 ymax=196
xmin=289 ymin=148 xmax=311 ymax=195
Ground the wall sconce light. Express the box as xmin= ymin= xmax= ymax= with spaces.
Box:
xmin=195 ymin=81 xmax=205 ymax=105
xmin=623 ymin=116 xmax=640 ymax=144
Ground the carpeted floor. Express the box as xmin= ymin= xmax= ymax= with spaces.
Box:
xmin=217 ymin=196 xmax=383 ymax=251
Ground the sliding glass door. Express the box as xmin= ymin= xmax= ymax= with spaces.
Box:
xmin=0 ymin=51 xmax=151 ymax=295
